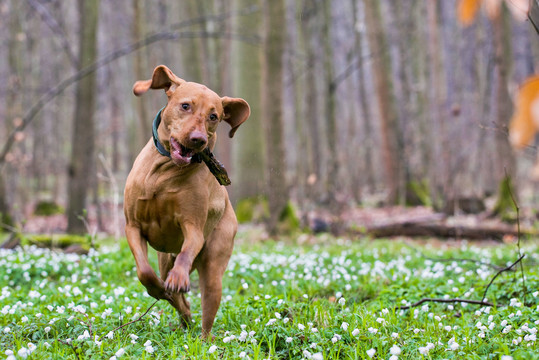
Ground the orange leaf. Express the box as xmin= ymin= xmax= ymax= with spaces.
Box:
xmin=509 ymin=76 xmax=539 ymax=149
xmin=457 ymin=0 xmax=482 ymax=25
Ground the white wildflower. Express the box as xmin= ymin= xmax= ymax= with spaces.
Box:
xmin=18 ymin=347 xmax=29 ymax=359
xmin=448 ymin=337 xmax=459 ymax=351
xmin=390 ymin=344 xmax=401 ymax=355
xmin=115 ymin=348 xmax=125 ymax=357
xmin=77 ymin=330 xmax=90 ymax=341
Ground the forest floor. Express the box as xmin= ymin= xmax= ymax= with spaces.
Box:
xmin=0 ymin=231 xmax=537 ymax=359
xmin=20 ymin=202 xmax=534 ymax=243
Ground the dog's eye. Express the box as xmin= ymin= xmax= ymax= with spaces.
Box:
xmin=209 ymin=114 xmax=218 ymax=122
xmin=181 ymin=103 xmax=190 ymax=111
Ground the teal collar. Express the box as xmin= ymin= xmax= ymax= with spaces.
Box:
xmin=152 ymin=107 xmax=171 ymax=158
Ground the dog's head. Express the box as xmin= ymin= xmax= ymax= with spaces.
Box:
xmin=133 ymin=65 xmax=250 ymax=166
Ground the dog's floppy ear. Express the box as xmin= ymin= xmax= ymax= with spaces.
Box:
xmin=133 ymin=65 xmax=185 ymax=96
xmin=222 ymin=97 xmax=250 ymax=138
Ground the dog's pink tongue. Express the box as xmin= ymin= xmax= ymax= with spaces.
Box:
xmin=170 ymin=138 xmax=191 ymax=166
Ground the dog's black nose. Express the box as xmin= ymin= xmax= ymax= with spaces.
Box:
xmin=189 ymin=131 xmax=208 ymax=148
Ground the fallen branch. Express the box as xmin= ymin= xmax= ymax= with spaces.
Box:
xmin=480 ymin=254 xmax=525 ymax=304
xmin=360 ymin=221 xmax=530 ymax=240
xmin=398 ymin=181 xmax=528 ymax=312
xmin=398 ymin=253 xmax=525 ymax=310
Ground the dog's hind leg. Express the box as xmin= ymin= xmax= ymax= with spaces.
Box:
xmin=158 ymin=252 xmax=192 ymax=328
xmin=195 ymin=202 xmax=237 ymax=339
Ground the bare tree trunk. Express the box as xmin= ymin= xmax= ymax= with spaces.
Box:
xmin=351 ymin=0 xmax=375 ymax=196
xmin=132 ymin=0 xmax=150 ymax=151
xmin=492 ymin=6 xmax=517 ymax=216
xmin=262 ymin=0 xmax=287 ymax=233
xmin=300 ymin=1 xmax=324 ymax=201
xmin=67 ymin=0 xmax=100 ymax=234
xmin=363 ymin=0 xmax=403 ymax=204
xmin=426 ymin=0 xmax=447 ymax=207
xmin=1 ymin=0 xmax=24 ymax=228
xmin=232 ymin=0 xmax=265 ymax=202
xmin=215 ymin=0 xmax=234 ymax=171
xmin=177 ymin=0 xmax=205 ymax=82
xmin=322 ymin=0 xmax=339 ymax=206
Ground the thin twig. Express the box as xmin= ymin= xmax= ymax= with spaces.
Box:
xmin=398 ymin=298 xmax=494 ymax=311
xmin=504 ymin=168 xmax=527 ymax=303
xmin=74 ymin=313 xmax=94 ymax=339
xmin=27 ymin=0 xmax=78 ymax=67
xmin=97 ymin=300 xmax=159 ymax=341
xmin=480 ymin=254 xmax=525 ymax=304
xmin=97 ymin=153 xmax=121 ymax=240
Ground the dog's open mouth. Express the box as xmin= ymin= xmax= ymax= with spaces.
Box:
xmin=170 ymin=137 xmax=195 ymax=166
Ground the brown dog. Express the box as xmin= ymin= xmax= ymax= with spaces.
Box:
xmin=124 ymin=65 xmax=250 ymax=338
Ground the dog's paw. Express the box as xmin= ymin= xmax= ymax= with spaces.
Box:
xmin=165 ymin=267 xmax=190 ymax=293
xmin=143 ymin=278 xmax=170 ymax=300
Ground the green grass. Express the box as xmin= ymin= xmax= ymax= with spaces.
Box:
xmin=0 ymin=231 xmax=538 ymax=359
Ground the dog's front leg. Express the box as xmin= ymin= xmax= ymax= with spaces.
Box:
xmin=164 ymin=222 xmax=205 ymax=293
xmin=126 ymin=225 xmax=171 ymax=301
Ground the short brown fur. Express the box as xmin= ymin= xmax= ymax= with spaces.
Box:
xmin=124 ymin=65 xmax=250 ymax=338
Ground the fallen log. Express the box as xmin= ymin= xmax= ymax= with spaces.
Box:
xmin=348 ymin=215 xmax=535 ymax=240
xmin=363 ymin=223 xmax=525 ymax=240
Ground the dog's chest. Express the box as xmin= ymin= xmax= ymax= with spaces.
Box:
xmin=134 ymin=183 xmax=226 ymax=253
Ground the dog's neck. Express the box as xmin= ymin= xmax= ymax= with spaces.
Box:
xmin=152 ymin=107 xmax=172 ymax=158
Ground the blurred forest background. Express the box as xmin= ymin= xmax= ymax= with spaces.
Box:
xmin=0 ymin=0 xmax=538 ymax=236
